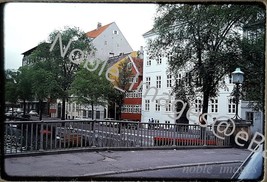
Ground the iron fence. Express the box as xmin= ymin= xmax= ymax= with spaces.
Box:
xmin=4 ymin=120 xmax=231 ymax=155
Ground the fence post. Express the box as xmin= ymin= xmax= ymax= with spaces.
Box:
xmin=39 ymin=121 xmax=44 ymax=151
xmin=92 ymin=120 xmax=96 ymax=147
xmin=136 ymin=123 xmax=140 ymax=147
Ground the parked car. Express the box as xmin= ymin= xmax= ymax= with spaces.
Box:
xmin=231 ymin=144 xmax=263 ymax=180
xmin=29 ymin=110 xmax=38 ymax=116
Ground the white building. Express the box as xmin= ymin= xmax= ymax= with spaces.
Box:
xmin=86 ymin=22 xmax=133 ymax=61
xmin=141 ymin=29 xmax=262 ymax=129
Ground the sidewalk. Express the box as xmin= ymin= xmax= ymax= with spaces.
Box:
xmin=3 ymin=148 xmax=250 ymax=179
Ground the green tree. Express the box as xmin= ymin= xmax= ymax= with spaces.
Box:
xmin=17 ymin=66 xmax=33 ymax=115
xmin=30 ymin=66 xmax=57 ymax=120
xmin=149 ymin=4 xmax=264 ymax=118
xmin=29 ymin=27 xmax=93 ymax=120
xmin=240 ymin=21 xmax=265 ymax=111
xmin=70 ymin=62 xmax=114 ymax=120
xmin=5 ymin=69 xmax=19 ymax=115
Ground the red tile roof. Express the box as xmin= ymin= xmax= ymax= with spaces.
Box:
xmin=86 ymin=23 xmax=112 ymax=38
xmin=132 ymin=58 xmax=143 ymax=75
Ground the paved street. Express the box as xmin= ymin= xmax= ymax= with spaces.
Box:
xmin=4 ymin=147 xmax=251 ymax=180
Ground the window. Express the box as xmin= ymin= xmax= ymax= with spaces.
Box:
xmin=165 ymin=121 xmax=171 ymax=129
xmin=145 ymin=77 xmax=151 ymax=89
xmin=126 ymin=105 xmax=130 ymax=113
xmin=72 ymin=103 xmax=75 ymax=112
xmin=145 ymin=100 xmax=150 ymax=111
xmin=113 ymin=30 xmax=118 ymax=34
xmin=129 ymin=77 xmax=137 ymax=83
xmin=88 ymin=110 xmax=92 ymax=118
xmin=246 ymin=112 xmax=254 ymax=125
xmin=96 ymin=111 xmax=100 ymax=119
xmin=146 ymin=57 xmax=151 ymax=66
xmin=156 ymin=54 xmax=162 ymax=64
xmin=195 ymin=99 xmax=202 ymax=112
xmin=228 ymin=98 xmax=236 ymax=113
xmin=210 ymin=99 xmax=218 ymax=113
xmin=166 ymin=100 xmax=172 ymax=112
xmin=155 ymin=100 xmax=160 ymax=111
xmin=156 ymin=76 xmax=161 ymax=88
xmin=122 ymin=106 xmax=126 ymax=113
xmin=167 ymin=74 xmax=172 ymax=87
xmin=167 ymin=53 xmax=173 ymax=62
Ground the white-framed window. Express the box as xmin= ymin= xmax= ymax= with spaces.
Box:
xmin=210 ymin=98 xmax=218 ymax=113
xmin=145 ymin=100 xmax=150 ymax=111
xmin=113 ymin=30 xmax=119 ymax=34
xmin=167 ymin=53 xmax=173 ymax=62
xmin=165 ymin=100 xmax=172 ymax=112
xmin=146 ymin=58 xmax=151 ymax=66
xmin=228 ymin=98 xmax=236 ymax=114
xmin=155 ymin=100 xmax=160 ymax=111
xmin=129 ymin=77 xmax=137 ymax=83
xmin=121 ymin=106 xmax=126 ymax=113
xmin=156 ymin=54 xmax=162 ymax=64
xmin=165 ymin=121 xmax=171 ymax=129
xmin=195 ymin=99 xmax=202 ymax=112
xmin=145 ymin=77 xmax=151 ymax=89
xmin=167 ymin=74 xmax=172 ymax=87
xmin=156 ymin=76 xmax=161 ymax=88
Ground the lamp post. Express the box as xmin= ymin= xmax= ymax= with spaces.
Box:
xmin=231 ymin=68 xmax=244 ymax=121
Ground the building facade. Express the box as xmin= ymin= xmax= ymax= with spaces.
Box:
xmin=107 ymin=51 xmax=143 ymax=121
xmin=86 ymin=22 xmax=133 ymax=61
xmin=141 ymin=29 xmax=259 ymax=126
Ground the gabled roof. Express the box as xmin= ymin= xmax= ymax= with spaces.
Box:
xmin=142 ymin=28 xmax=156 ymax=37
xmin=131 ymin=57 xmax=143 ymax=75
xmin=86 ymin=23 xmax=112 ymax=38
xmin=22 ymin=42 xmax=50 ymax=55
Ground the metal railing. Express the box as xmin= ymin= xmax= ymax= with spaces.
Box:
xmin=4 ymin=120 xmax=231 ymax=155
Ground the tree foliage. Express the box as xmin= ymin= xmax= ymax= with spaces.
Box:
xmin=5 ymin=70 xmax=19 ymax=112
xmin=28 ymin=27 xmax=93 ymax=119
xmin=70 ymin=62 xmax=114 ymax=119
xmin=240 ymin=22 xmax=265 ymax=110
xmin=149 ymin=3 xmax=265 ymax=115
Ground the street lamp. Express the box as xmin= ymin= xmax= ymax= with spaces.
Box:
xmin=231 ymin=67 xmax=244 ymax=121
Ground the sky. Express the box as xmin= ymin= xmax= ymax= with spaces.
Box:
xmin=4 ymin=2 xmax=157 ymax=69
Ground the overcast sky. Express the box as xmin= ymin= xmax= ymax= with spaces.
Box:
xmin=4 ymin=2 xmax=157 ymax=69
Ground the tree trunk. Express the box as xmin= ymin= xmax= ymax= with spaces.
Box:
xmin=39 ymin=99 xmax=43 ymax=121
xmin=91 ymin=103 xmax=94 ymax=120
xmin=118 ymin=104 xmax=122 ymax=120
xmin=61 ymin=97 xmax=65 ymax=120
xmin=23 ymin=99 xmax=26 ymax=115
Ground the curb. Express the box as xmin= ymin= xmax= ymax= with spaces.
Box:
xmin=3 ymin=146 xmax=233 ymax=158
xmin=83 ymin=160 xmax=243 ymax=177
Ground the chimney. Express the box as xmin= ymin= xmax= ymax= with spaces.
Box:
xmin=138 ymin=46 xmax=144 ymax=59
xmin=97 ymin=22 xmax=102 ymax=29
